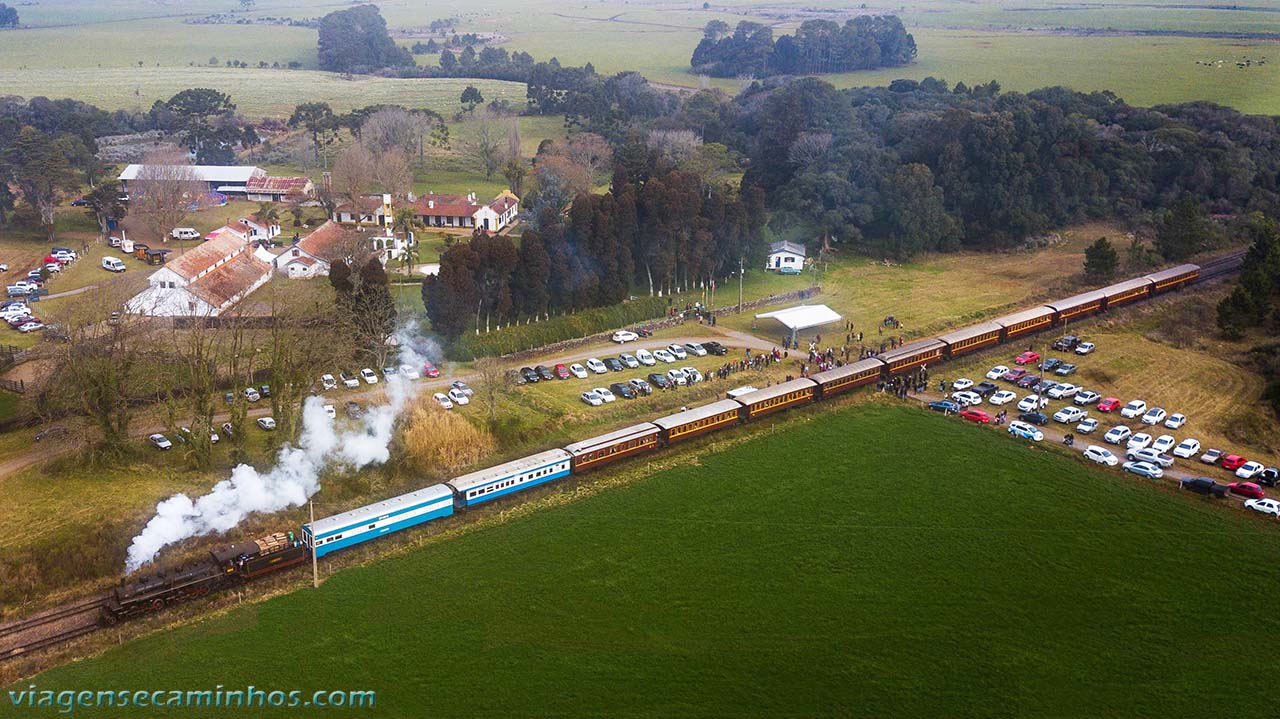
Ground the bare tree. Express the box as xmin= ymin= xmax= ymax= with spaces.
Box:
xmin=371 ymin=149 xmax=412 ymax=200
xmin=331 ymin=144 xmax=376 ymax=222
xmin=787 ymin=132 xmax=833 ymax=169
xmin=163 ymin=310 xmax=222 ymax=468
xmin=647 ymin=129 xmax=702 ymax=164
xmin=130 ymin=150 xmax=203 ymax=243
xmin=464 ymin=114 xmax=504 ymax=180
xmin=262 ymin=280 xmax=341 ymax=438
xmin=360 ymin=107 xmax=436 ymax=166
xmin=472 ymin=357 xmax=507 ymax=426
xmin=507 ymin=119 xmax=522 ymax=164
xmin=562 ymin=132 xmax=613 ymax=185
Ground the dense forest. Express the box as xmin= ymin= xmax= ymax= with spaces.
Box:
xmin=1216 ymin=215 xmax=1280 ymax=415
xmin=691 ymin=17 xmax=916 ymax=78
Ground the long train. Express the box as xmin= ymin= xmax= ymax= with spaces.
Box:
xmin=28 ymin=262 xmax=1205 ymax=632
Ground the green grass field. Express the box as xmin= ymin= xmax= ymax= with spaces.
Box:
xmin=15 ymin=402 xmax=1280 ymax=716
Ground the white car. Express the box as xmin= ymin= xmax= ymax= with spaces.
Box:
xmin=666 ymin=368 xmax=688 ymax=386
xmin=951 ymin=378 xmax=974 ymax=391
xmin=1046 ymin=383 xmax=1079 ymax=399
xmin=580 ymin=390 xmax=603 ymax=407
xmin=1172 ymin=438 xmax=1201 ymax=458
xmin=619 ymin=354 xmax=640 ymax=369
xmin=360 ymin=368 xmax=379 ymax=384
xmin=593 ymin=387 xmax=616 ymax=403
xmin=1075 ymin=342 xmax=1095 ymax=355
xmin=1007 ymin=420 xmax=1044 ymax=442
xmin=1127 ymin=432 xmax=1153 ymax=451
xmin=653 ymin=349 xmax=676 ymax=363
xmin=1164 ymin=413 xmax=1187 ymax=430
xmin=1104 ymin=426 xmax=1132 ymax=445
xmin=635 ymin=349 xmax=656 ymax=366
xmin=1236 ymin=461 xmax=1266 ymax=479
xmin=1074 ymin=390 xmax=1102 ymax=406
xmin=585 ymin=358 xmax=608 ymax=374
xmin=17 ymin=321 xmax=43 ymax=333
xmin=320 ymin=374 xmax=338 ymax=390
xmin=1150 ymin=434 xmax=1176 ymax=453
xmin=243 ymin=387 xmax=261 ymax=402
xmin=1128 ymin=447 xmax=1174 ymax=468
xmin=667 ymin=344 xmax=688 ymax=360
xmin=1120 ymin=400 xmax=1147 ymax=419
xmin=1244 ymin=498 xmax=1280 ymax=518
xmin=1123 ymin=461 xmax=1164 ymax=479
xmin=989 ymin=390 xmax=1017 ymax=406
xmin=569 ymin=363 xmax=589 ymax=379
xmin=341 ymin=372 xmax=360 ymax=389
xmin=951 ymin=390 xmax=982 ymax=406
xmin=399 ymin=364 xmax=421 ymax=380
xmin=1017 ymin=395 xmax=1043 ymax=413
xmin=680 ymin=366 xmax=703 ymax=384
xmin=612 ymin=330 xmax=638 ymax=343
xmin=685 ymin=342 xmax=707 ymax=357
xmin=1053 ymin=406 xmax=1087 ymax=423
xmin=1140 ymin=407 xmax=1167 ymax=425
xmin=1083 ymin=445 xmax=1118 ymax=466
xmin=433 ymin=392 xmax=454 ymax=409
xmin=1076 ymin=417 xmax=1100 ymax=434
xmin=43 ymin=262 xmax=60 ymax=273
xmin=256 ymin=417 xmax=276 ymax=431
xmin=323 ymin=404 xmax=336 ymax=419
xmin=148 ymin=433 xmax=172 ymax=451
xmin=986 ymin=366 xmax=1010 ymax=380
xmin=447 ymin=388 xmax=470 ymax=405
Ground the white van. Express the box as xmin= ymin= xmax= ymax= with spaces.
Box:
xmin=101 ymin=256 xmax=126 ymax=273
xmin=170 ymin=227 xmax=200 ymax=240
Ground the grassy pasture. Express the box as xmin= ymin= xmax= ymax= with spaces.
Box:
xmin=15 ymin=402 xmax=1280 ymax=716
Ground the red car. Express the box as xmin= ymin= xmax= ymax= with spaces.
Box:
xmin=553 ymin=363 xmax=570 ymax=380
xmin=959 ymin=408 xmax=991 ymax=424
xmin=1096 ymin=397 xmax=1121 ymax=412
xmin=1014 ymin=351 xmax=1041 ymax=365
xmin=1002 ymin=368 xmax=1028 ymax=382
xmin=421 ymin=361 xmax=441 ymax=378
xmin=43 ymin=254 xmax=68 ymax=266
xmin=1229 ymin=482 xmax=1264 ymax=499
xmin=1222 ymin=455 xmax=1248 ymax=471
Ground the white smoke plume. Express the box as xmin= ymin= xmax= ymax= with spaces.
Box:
xmin=124 ymin=329 xmax=437 ymax=573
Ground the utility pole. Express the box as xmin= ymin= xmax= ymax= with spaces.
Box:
xmin=309 ymin=500 xmax=318 ymax=589
xmin=738 ymin=256 xmax=744 ymax=313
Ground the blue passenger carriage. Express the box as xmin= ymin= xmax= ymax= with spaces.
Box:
xmin=303 ymin=484 xmax=454 ymax=558
xmin=446 ymin=449 xmax=572 ymax=508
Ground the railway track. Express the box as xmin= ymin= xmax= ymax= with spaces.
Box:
xmin=0 ymin=594 xmax=107 ymax=660
xmin=1195 ymin=249 xmax=1248 ymax=282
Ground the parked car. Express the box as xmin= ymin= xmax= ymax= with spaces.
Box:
xmin=1014 ymin=351 xmax=1041 ymax=365
xmin=149 ymin=433 xmax=172 ymax=451
xmin=554 ymin=363 xmax=571 ymax=380
xmin=1120 ymin=400 xmax=1148 ymax=419
xmin=585 ymin=358 xmax=608 ymax=374
xmin=569 ymin=363 xmax=589 ymax=379
xmin=666 ymin=368 xmax=688 ymax=386
xmin=101 ymin=256 xmax=126 ymax=273
xmin=972 ymin=381 xmax=999 ymax=398
xmin=220 ymin=422 xmax=234 ymax=437
xmin=1008 ymin=420 xmax=1044 ymax=441
xmin=323 ymin=404 xmax=336 ymax=419
xmin=256 ymin=417 xmax=276 ymax=431
xmin=1076 ymin=417 xmax=1099 ymax=434
xmin=619 ymin=354 xmax=640 ymax=369
xmin=339 ymin=371 xmax=359 ymax=389
xmin=1127 ymin=447 xmax=1174 ymax=468
xmin=653 ymin=349 xmax=676 ymax=364
xmin=17 ymin=321 xmax=43 ymax=333
xmin=1053 ymin=406 xmax=1087 ymax=423
xmin=951 ymin=390 xmax=982 ymax=407
xmin=1018 ymin=411 xmax=1049 ymax=426
xmin=1164 ymin=413 xmax=1187 ymax=430
xmin=1047 ymin=383 xmax=1079 ymax=399
xmin=346 ymin=401 xmax=363 ymax=418
xmin=603 ymin=357 xmax=624 ymax=372
xmin=667 ymin=344 xmax=688 ymax=360
xmin=1034 ymin=379 xmax=1059 ymax=395
xmin=432 ymin=392 xmax=453 ymax=410
xmin=1179 ymin=477 xmax=1226 ymax=498
xmin=1140 ymin=407 xmax=1167 ymax=425
xmin=1002 ymin=368 xmax=1028 ymax=382
xmin=685 ymin=342 xmax=707 ymax=357
xmin=1245 ymin=498 xmax=1280 ymax=518
xmin=1016 ymin=395 xmax=1043 ymax=413
xmin=1229 ymin=482 xmax=1265 ymax=499
xmin=699 ymin=341 xmax=725 ymax=356
xmin=989 ymin=390 xmax=1017 ymax=406
xmin=520 ymin=367 xmax=540 ymax=383
xmin=422 ymin=361 xmax=441 ymax=378
xmin=986 ymin=365 xmax=1010 ymax=380
xmin=928 ymin=400 xmax=961 ymax=413
xmin=1052 ymin=335 xmax=1081 ymax=351
xmin=647 ymin=372 xmax=670 ymax=389
xmin=243 ymin=387 xmax=261 ymax=402
xmin=1236 ymin=461 xmax=1266 ymax=479
xmin=1150 ymin=435 xmax=1176 ymax=453
xmin=1096 ymin=397 xmax=1121 ymax=412
xmin=635 ymin=349 xmax=656 ymax=366
xmin=959 ymin=408 xmax=992 ymax=424
xmin=1074 ymin=342 xmax=1096 ymax=355
xmin=1040 ymin=357 xmax=1063 ymax=372
xmin=1199 ymin=448 xmax=1224 ymax=465
xmin=1054 ymin=363 xmax=1078 ymax=376
xmin=612 ymin=330 xmax=638 ymax=343
xmin=1104 ymin=426 xmax=1132 ymax=444
xmin=628 ymin=378 xmax=653 ymax=396
xmin=259 ymin=384 xmax=271 ymax=398
xmin=1083 ymin=445 xmax=1119 ymax=466
xmin=1123 ymin=461 xmax=1164 ymax=479
xmin=381 ymin=366 xmax=398 ymax=379
xmin=1222 ymin=455 xmax=1248 ymax=471
xmin=951 ymin=378 xmax=974 ymax=391
xmin=1015 ymin=374 xmax=1041 ymax=389
xmin=321 ymin=373 xmax=338 ymax=390
xmin=580 ymin=390 xmax=603 ymax=407
xmin=1074 ymin=390 xmax=1102 ymax=406
xmin=610 ymin=382 xmax=636 ymax=400
xmin=1127 ymin=432 xmax=1153 ymax=451
xmin=450 ymin=380 xmax=473 ymax=397
xmin=1172 ymin=438 xmax=1202 ymax=458
xmin=593 ymin=387 xmax=617 ymax=403
xmin=447 ymin=388 xmax=470 ymax=405
xmin=680 ymin=367 xmax=703 ymax=384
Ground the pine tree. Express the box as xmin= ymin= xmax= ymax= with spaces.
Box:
xmin=1083 ymin=236 xmax=1119 ymax=281
xmin=1155 ymin=199 xmax=1211 ymax=261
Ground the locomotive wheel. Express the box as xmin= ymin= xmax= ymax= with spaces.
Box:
xmin=190 ymin=586 xmax=210 ymax=597
xmin=150 ymin=599 xmax=164 ymax=611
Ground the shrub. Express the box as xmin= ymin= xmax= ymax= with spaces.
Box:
xmin=446 ymin=297 xmax=670 ymax=360
xmin=399 ymin=405 xmax=494 ymax=476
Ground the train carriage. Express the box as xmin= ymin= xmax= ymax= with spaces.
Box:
xmin=652 ymin=400 xmax=744 ymax=444
xmin=936 ymin=323 xmax=1002 ymax=359
xmin=876 ymin=339 xmax=945 ymax=376
xmin=304 ymin=484 xmax=455 ymax=558
xmin=1101 ymin=277 xmax=1154 ymax=308
xmin=565 ymin=423 xmax=661 ymax=473
xmin=1144 ymin=264 xmax=1200 ymax=293
xmin=734 ymin=379 xmax=818 ymax=419
xmin=810 ymin=358 xmax=885 ymax=398
xmin=1046 ymin=290 xmax=1107 ymax=324
xmin=446 ymin=449 xmax=572 ymax=509
xmin=993 ymin=306 xmax=1056 ymax=341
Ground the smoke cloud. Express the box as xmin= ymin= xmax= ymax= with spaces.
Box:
xmin=124 ymin=330 xmax=437 ymax=573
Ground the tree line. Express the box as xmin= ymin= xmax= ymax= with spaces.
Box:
xmin=691 ymin=17 xmax=916 ymax=78
xmin=0 ymin=3 xmax=17 ymax=28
